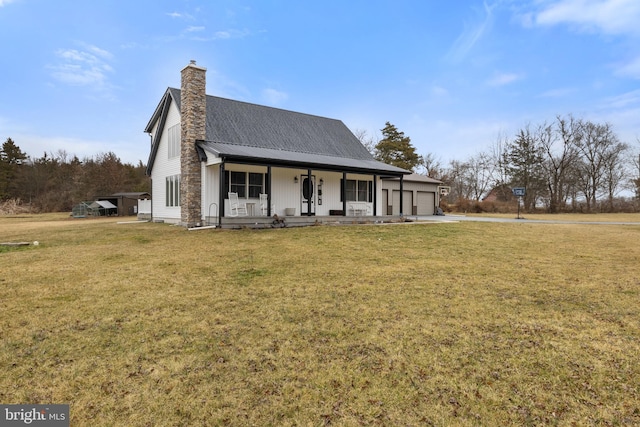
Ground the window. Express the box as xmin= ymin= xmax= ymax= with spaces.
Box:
xmin=230 ymin=171 xmax=246 ymax=197
xmin=357 ymin=180 xmax=369 ymax=202
xmin=341 ymin=179 xmax=372 ymax=202
xmin=168 ymin=124 xmax=180 ymax=158
xmin=225 ymin=171 xmax=264 ymax=199
xmin=248 ymin=173 xmax=264 ymax=198
xmin=165 ymin=175 xmax=180 ymax=206
xmin=345 ymin=180 xmax=357 ymax=201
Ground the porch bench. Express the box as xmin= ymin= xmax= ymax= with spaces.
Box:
xmin=348 ymin=202 xmax=369 ymax=216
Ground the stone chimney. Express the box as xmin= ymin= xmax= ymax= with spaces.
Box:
xmin=180 ymin=60 xmax=206 ymax=227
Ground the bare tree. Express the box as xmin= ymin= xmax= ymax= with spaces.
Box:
xmin=443 ymin=159 xmax=473 ymax=201
xmin=631 ymin=138 xmax=640 ymax=200
xmin=575 ymin=121 xmax=627 ymax=211
xmin=489 ymin=131 xmax=513 ymax=201
xmin=466 ymin=151 xmax=495 ymax=201
xmin=538 ymin=116 xmax=581 ymax=213
xmin=601 ymin=141 xmax=629 ymax=211
xmin=419 ymin=152 xmax=445 ymax=179
xmin=353 ymin=129 xmax=377 ymax=156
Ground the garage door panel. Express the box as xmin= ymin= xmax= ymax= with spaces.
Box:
xmin=417 ymin=191 xmax=435 ymax=215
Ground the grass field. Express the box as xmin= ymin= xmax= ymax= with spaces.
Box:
xmin=1 ymin=214 xmax=639 ymax=426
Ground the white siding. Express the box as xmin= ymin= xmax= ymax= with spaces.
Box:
xmin=202 ymin=163 xmax=220 ymax=222
xmin=315 ymin=171 xmax=344 ymax=214
xmin=150 ymin=102 xmax=181 ymax=223
xmin=271 ymin=168 xmax=302 ymax=216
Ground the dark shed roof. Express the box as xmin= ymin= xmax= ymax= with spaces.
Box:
xmin=146 ymin=88 xmax=409 ymax=176
xmin=111 ymin=192 xmax=151 ymax=199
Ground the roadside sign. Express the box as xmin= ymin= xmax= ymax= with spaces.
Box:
xmin=512 ymin=187 xmax=526 ymax=197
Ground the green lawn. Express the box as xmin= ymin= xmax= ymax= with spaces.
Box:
xmin=1 ymin=214 xmax=639 ymax=426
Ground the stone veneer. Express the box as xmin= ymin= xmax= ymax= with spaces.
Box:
xmin=180 ymin=60 xmax=206 ymax=227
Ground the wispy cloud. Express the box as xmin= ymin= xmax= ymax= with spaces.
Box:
xmin=431 ymin=85 xmax=449 ymax=97
xmin=166 ymin=11 xmax=194 ymax=20
xmin=537 ymin=87 xmax=576 ymax=98
xmin=600 ymin=89 xmax=640 ymax=109
xmin=187 ymin=28 xmax=253 ymax=42
xmin=47 ymin=43 xmax=116 ymax=98
xmin=262 ymin=88 xmax=288 ymax=106
xmin=185 ymin=26 xmax=205 ymax=33
xmin=614 ymin=56 xmax=640 ymax=79
xmin=446 ymin=1 xmax=497 ymax=63
xmin=486 ymin=72 xmax=523 ymax=86
xmin=0 ymin=0 xmax=15 ymax=6
xmin=532 ymin=0 xmax=640 ymax=36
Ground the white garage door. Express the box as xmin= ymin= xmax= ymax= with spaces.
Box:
xmin=417 ymin=191 xmax=435 ymax=215
xmin=392 ymin=190 xmax=413 ymax=215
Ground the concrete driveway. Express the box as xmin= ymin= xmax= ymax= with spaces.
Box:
xmin=409 ymin=214 xmax=640 ymax=226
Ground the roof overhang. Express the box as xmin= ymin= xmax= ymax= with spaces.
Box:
xmin=383 ymin=173 xmax=443 ymax=184
xmin=198 ymin=140 xmax=411 ymax=177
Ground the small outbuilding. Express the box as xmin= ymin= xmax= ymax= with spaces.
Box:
xmin=89 ymin=200 xmax=118 ymax=216
xmin=95 ymin=192 xmax=151 ymax=216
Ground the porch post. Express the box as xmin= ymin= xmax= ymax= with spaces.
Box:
xmin=219 ymin=162 xmax=225 ymax=227
xmin=399 ymin=175 xmax=404 ymax=216
xmin=373 ymin=174 xmax=377 ymax=216
xmin=342 ymin=172 xmax=347 ymax=215
xmin=266 ymin=166 xmax=272 ymax=216
xmin=307 ymin=168 xmax=312 ymax=216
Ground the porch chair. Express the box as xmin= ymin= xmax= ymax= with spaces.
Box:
xmin=259 ymin=193 xmax=275 ymax=216
xmin=228 ymin=192 xmax=248 ymax=216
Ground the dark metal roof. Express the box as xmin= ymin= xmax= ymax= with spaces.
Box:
xmin=110 ymin=192 xmax=152 ymax=198
xmin=198 ymin=141 xmax=408 ymax=175
xmin=146 ymin=87 xmax=410 ymax=176
xmin=384 ymin=173 xmax=443 ymax=184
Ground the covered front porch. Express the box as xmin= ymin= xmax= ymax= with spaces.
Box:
xmin=198 ymin=140 xmax=411 ymax=228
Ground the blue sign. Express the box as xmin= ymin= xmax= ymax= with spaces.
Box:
xmin=512 ymin=187 xmax=526 ymax=197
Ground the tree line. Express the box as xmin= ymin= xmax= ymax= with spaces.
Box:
xmin=3 ymin=114 xmax=640 ymax=214
xmin=0 ymin=138 xmax=150 ymax=213
xmin=364 ymin=116 xmax=640 ymax=213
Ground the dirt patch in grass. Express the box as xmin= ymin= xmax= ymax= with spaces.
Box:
xmin=1 ymin=216 xmax=639 ymax=425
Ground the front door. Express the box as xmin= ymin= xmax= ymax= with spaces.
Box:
xmin=300 ymin=174 xmax=316 ymax=215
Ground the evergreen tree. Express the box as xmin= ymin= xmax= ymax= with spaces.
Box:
xmin=0 ymin=138 xmax=28 ymax=200
xmin=374 ymin=122 xmax=421 ymax=171
xmin=505 ymin=127 xmax=546 ymax=211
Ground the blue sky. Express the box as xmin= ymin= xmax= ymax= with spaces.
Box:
xmin=1 ymin=0 xmax=639 ymax=165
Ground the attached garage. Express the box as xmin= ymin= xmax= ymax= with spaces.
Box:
xmin=381 ymin=173 xmax=442 ymax=216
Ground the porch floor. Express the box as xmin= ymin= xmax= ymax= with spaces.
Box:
xmin=204 ymin=215 xmax=403 ymax=229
